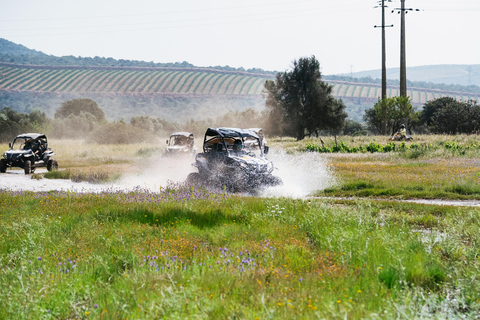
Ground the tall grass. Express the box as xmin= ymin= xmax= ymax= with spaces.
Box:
xmin=1 ymin=186 xmax=479 ymax=318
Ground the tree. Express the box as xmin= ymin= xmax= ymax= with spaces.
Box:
xmin=421 ymin=97 xmax=457 ymax=127
xmin=363 ymin=96 xmax=418 ymax=135
xmin=363 ymin=97 xmax=396 ymax=134
xmin=394 ymin=96 xmax=419 ymax=135
xmin=263 ymin=56 xmax=347 ymax=140
xmin=0 ymin=108 xmax=50 ymax=142
xmin=430 ymin=100 xmax=480 ymax=134
xmin=343 ymin=119 xmax=368 ymax=136
xmin=55 ymin=99 xmax=105 ymax=122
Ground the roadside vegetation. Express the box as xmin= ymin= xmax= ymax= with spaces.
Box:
xmin=267 ymin=135 xmax=480 ymax=200
xmin=1 ymin=185 xmax=480 ymax=318
xmin=1 ymin=54 xmax=480 ymax=318
xmin=3 ymin=133 xmax=480 ymax=200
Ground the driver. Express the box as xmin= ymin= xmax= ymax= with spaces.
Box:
xmin=24 ymin=139 xmax=34 ymax=150
xmin=396 ymin=124 xmax=407 ymax=140
xmin=231 ymin=139 xmax=245 ymax=156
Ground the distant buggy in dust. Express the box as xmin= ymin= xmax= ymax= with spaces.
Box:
xmin=1 ymin=133 xmax=58 ymax=174
xmin=165 ymin=132 xmax=196 ymax=156
xmin=186 ymin=127 xmax=282 ymax=192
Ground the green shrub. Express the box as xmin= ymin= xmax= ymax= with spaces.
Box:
xmin=366 ymin=141 xmax=383 ymax=153
xmin=44 ymin=170 xmax=72 ymax=179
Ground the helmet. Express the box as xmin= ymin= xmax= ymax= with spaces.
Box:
xmin=400 ymin=124 xmax=405 ymax=128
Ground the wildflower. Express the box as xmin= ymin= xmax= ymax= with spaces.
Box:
xmin=94 ymin=304 xmax=98 ymax=308
xmin=38 ymin=257 xmax=42 ymax=261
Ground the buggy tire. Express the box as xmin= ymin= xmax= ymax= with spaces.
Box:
xmin=47 ymin=159 xmax=58 ymax=171
xmin=186 ymin=172 xmax=203 ymax=187
xmin=24 ymin=160 xmax=31 ymax=175
xmin=0 ymin=159 xmax=6 ymax=173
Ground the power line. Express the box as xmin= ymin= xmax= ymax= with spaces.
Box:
xmin=0 ymin=5 xmax=369 ymax=37
xmin=374 ymin=0 xmax=393 ymax=102
xmin=392 ymin=0 xmax=420 ymax=97
xmin=0 ymin=1 xmax=364 ymax=23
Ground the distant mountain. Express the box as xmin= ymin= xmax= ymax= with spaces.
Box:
xmin=0 ymin=38 xmax=47 ymax=57
xmin=0 ymin=38 xmax=275 ymax=76
xmin=342 ymin=65 xmax=480 ymax=87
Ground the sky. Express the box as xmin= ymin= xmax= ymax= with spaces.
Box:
xmin=0 ymin=0 xmax=479 ymax=76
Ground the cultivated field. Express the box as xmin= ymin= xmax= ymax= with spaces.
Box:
xmin=1 ymin=135 xmax=480 ymax=319
xmin=2 ymin=63 xmax=479 ymax=105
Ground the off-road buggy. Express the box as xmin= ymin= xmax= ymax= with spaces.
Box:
xmin=244 ymin=128 xmax=267 ymax=150
xmin=1 ymin=133 xmax=58 ymax=174
xmin=186 ymin=127 xmax=282 ymax=192
xmin=389 ymin=133 xmax=413 ymax=142
xmin=165 ymin=132 xmax=196 ymax=156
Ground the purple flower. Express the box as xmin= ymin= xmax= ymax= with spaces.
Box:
xmin=299 ymin=278 xmax=303 ymax=282
xmin=94 ymin=304 xmax=98 ymax=309
xmin=37 ymin=257 xmax=42 ymax=261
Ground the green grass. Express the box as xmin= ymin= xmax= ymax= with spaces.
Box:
xmin=1 ymin=187 xmax=480 ymax=318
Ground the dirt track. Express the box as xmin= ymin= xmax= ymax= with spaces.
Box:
xmin=1 ymin=150 xmax=479 ymax=208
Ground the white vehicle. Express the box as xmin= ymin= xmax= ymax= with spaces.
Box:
xmin=165 ymin=132 xmax=196 ymax=155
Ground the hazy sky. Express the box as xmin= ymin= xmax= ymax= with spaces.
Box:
xmin=1 ymin=0 xmax=479 ymax=75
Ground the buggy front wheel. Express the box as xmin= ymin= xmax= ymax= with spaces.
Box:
xmin=47 ymin=159 xmax=58 ymax=171
xmin=186 ymin=172 xmax=203 ymax=187
xmin=0 ymin=159 xmax=6 ymax=173
xmin=24 ymin=160 xmax=32 ymax=175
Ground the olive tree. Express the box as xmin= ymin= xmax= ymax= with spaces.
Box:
xmin=263 ymin=56 xmax=347 ymax=140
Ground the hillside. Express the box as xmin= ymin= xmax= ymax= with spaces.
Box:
xmin=1 ymin=38 xmax=479 ymax=123
xmin=345 ymin=65 xmax=480 ymax=87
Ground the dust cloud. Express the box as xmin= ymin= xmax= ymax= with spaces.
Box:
xmin=117 ymin=154 xmax=197 ymax=191
xmin=0 ymin=148 xmax=337 ymax=197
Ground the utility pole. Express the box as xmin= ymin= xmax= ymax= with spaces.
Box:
xmin=393 ymin=0 xmax=419 ymax=97
xmin=374 ymin=0 xmax=393 ymax=100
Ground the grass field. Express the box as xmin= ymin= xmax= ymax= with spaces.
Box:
xmin=1 ymin=135 xmax=480 ymax=319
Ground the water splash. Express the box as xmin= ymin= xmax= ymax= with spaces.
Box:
xmin=258 ymin=149 xmax=337 ymax=198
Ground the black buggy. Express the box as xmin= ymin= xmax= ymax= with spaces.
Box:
xmin=165 ymin=132 xmax=196 ymax=156
xmin=1 ymin=133 xmax=58 ymax=174
xmin=186 ymin=127 xmax=282 ymax=192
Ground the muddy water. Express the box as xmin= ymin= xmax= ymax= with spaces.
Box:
xmin=311 ymin=196 xmax=480 ymax=208
xmin=0 ymin=155 xmax=197 ymax=193
xmin=1 ymin=151 xmax=479 ymax=208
